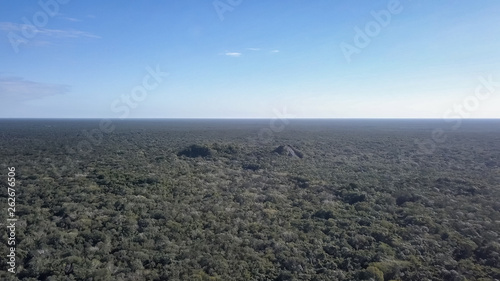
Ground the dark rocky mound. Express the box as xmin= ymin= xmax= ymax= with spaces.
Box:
xmin=273 ymin=145 xmax=304 ymax=158
xmin=177 ymin=144 xmax=213 ymax=158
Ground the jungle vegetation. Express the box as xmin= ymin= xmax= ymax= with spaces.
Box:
xmin=0 ymin=119 xmax=499 ymax=281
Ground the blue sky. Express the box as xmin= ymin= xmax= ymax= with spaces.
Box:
xmin=1 ymin=0 xmax=499 ymax=118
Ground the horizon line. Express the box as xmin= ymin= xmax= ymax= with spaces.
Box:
xmin=1 ymin=117 xmax=500 ymax=120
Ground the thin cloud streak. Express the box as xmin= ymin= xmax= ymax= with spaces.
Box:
xmin=0 ymin=76 xmax=70 ymax=101
xmin=225 ymin=52 xmax=242 ymax=57
xmin=0 ymin=22 xmax=100 ymax=39
xmin=59 ymin=16 xmax=82 ymax=22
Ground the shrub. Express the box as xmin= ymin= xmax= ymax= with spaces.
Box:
xmin=178 ymin=145 xmax=213 ymax=158
xmin=342 ymin=192 xmax=367 ymax=205
xmin=312 ymin=210 xmax=334 ymax=220
xmin=242 ymin=163 xmax=261 ymax=171
xmin=370 ymin=260 xmax=411 ymax=280
xmin=365 ymin=266 xmax=384 ymax=281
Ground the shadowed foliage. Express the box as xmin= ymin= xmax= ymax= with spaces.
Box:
xmin=178 ymin=144 xmax=213 ymax=158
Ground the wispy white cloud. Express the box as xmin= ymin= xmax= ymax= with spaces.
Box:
xmin=59 ymin=16 xmax=81 ymax=22
xmin=221 ymin=48 xmax=279 ymax=57
xmin=0 ymin=22 xmax=23 ymax=32
xmin=0 ymin=22 xmax=100 ymax=39
xmin=0 ymin=76 xmax=70 ymax=101
xmin=225 ymin=52 xmax=242 ymax=57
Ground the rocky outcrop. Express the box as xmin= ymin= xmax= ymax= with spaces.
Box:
xmin=273 ymin=145 xmax=304 ymax=158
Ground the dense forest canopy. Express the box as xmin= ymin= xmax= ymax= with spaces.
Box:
xmin=0 ymin=119 xmax=499 ymax=280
